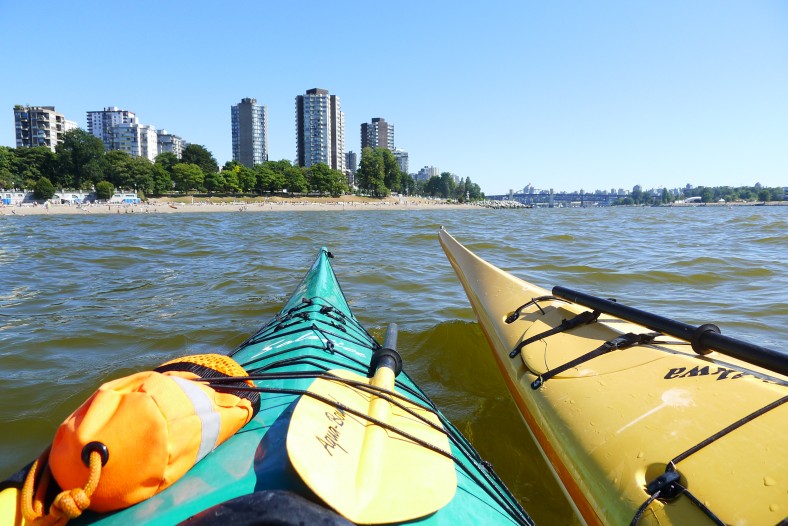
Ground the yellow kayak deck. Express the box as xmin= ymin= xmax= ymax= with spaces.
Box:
xmin=439 ymin=228 xmax=787 ymax=525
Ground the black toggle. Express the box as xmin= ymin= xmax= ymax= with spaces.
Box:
xmin=82 ymin=441 xmax=110 ymax=467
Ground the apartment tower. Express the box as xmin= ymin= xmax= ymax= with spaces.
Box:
xmin=13 ymin=105 xmax=77 ymax=152
xmin=86 ymin=107 xmax=138 ymax=151
xmin=295 ymin=88 xmax=345 ymax=171
xmin=231 ymin=98 xmax=268 ymax=168
xmin=360 ymin=117 xmax=394 ymax=151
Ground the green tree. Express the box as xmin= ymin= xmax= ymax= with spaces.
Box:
xmin=424 ymin=176 xmax=442 ymax=197
xmin=356 ymin=147 xmax=386 ymax=196
xmin=0 ymin=146 xmax=16 ymax=189
xmin=465 ymin=177 xmax=483 ymax=200
xmin=439 ymin=172 xmax=457 ymax=199
xmin=255 ymin=164 xmax=286 ymax=193
xmin=95 ymin=181 xmax=115 ymax=200
xmin=222 ymin=168 xmax=240 ymax=193
xmin=151 ymin=164 xmax=173 ymax=195
xmin=381 ymin=149 xmax=401 ymax=193
xmin=155 ymin=152 xmax=179 ymax=175
xmin=172 ymin=163 xmax=205 ymax=192
xmin=55 ymin=129 xmax=106 ymax=189
xmin=758 ymin=188 xmax=771 ymax=202
xmin=401 ymin=173 xmax=416 ymax=196
xmin=203 ymin=171 xmax=227 ymax=193
xmin=104 ymin=150 xmax=135 ymax=190
xmin=12 ymin=146 xmax=57 ymax=187
xmin=34 ymin=177 xmax=55 ymax=200
xmin=237 ymin=165 xmax=256 ymax=193
xmin=284 ymin=165 xmax=308 ymax=194
xmin=307 ymin=163 xmax=347 ymax=197
xmin=699 ymin=187 xmax=714 ymax=203
xmin=181 ymin=144 xmax=218 ymax=175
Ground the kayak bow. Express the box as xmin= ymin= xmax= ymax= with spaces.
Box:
xmin=0 ymin=247 xmax=532 ymax=526
xmin=439 ymin=228 xmax=788 ymax=526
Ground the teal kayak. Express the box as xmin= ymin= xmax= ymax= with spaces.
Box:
xmin=1 ymin=248 xmax=532 ymax=525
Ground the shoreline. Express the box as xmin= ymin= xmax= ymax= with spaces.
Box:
xmin=0 ymin=196 xmax=470 ymax=216
xmin=2 ymin=197 xmax=785 ymax=216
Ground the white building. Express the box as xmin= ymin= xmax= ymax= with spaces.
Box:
xmin=416 ymin=166 xmax=440 ymax=181
xmin=87 ymin=107 xmax=138 ymax=151
xmin=111 ymin=123 xmax=158 ymax=161
xmin=393 ymin=149 xmax=409 ymax=174
xmin=157 ymin=129 xmax=184 ymax=159
xmin=295 ymin=88 xmax=345 ymax=172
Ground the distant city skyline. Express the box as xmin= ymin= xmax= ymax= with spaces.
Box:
xmin=2 ymin=2 xmax=786 ymax=194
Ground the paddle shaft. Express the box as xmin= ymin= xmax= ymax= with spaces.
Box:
xmin=552 ymin=286 xmax=787 ymax=377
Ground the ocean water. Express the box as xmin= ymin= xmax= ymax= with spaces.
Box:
xmin=1 ymin=206 xmax=785 ymax=524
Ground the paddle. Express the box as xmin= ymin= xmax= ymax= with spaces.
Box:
xmin=286 ymin=323 xmax=457 ymax=524
xmin=553 ymin=286 xmax=787 ymax=377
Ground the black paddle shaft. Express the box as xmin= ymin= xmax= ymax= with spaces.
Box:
xmin=552 ymin=286 xmax=788 ymax=377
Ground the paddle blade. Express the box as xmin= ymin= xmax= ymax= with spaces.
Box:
xmin=287 ymin=369 xmax=457 ymax=524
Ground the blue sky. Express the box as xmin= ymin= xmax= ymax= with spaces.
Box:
xmin=2 ymin=1 xmax=786 ymax=195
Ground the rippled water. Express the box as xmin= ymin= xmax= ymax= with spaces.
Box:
xmin=1 ymin=206 xmax=786 ymax=524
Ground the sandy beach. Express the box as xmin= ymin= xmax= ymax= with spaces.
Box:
xmin=0 ymin=195 xmax=471 ymax=216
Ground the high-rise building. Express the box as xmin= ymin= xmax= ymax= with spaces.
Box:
xmin=361 ymin=117 xmax=394 ymax=151
xmin=87 ymin=107 xmax=138 ymax=151
xmin=417 ymin=166 xmax=440 ymax=182
xmin=110 ymin=123 xmax=158 ymax=161
xmin=345 ymin=151 xmax=357 ymax=174
xmin=231 ymin=98 xmax=268 ymax=168
xmin=392 ymin=149 xmax=408 ymax=174
xmin=295 ymin=88 xmax=345 ymax=171
xmin=157 ymin=129 xmax=185 ymax=159
xmin=13 ymin=105 xmax=74 ymax=152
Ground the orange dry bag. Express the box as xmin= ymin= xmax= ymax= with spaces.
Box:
xmin=21 ymin=354 xmax=259 ymax=524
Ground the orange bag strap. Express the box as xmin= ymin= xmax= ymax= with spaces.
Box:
xmin=21 ymin=445 xmax=105 ymax=526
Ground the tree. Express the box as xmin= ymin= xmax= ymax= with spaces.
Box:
xmin=181 ymin=144 xmax=218 ymax=175
xmin=307 ymin=163 xmax=347 ymax=197
xmin=237 ymin=165 xmax=256 ymax=193
xmin=104 ymin=150 xmax=135 ymax=190
xmin=255 ymin=164 xmax=285 ymax=193
xmin=34 ymin=177 xmax=55 ymax=200
xmin=425 ymin=176 xmax=442 ymax=197
xmin=758 ymin=188 xmax=771 ymax=202
xmin=700 ymin=187 xmax=714 ymax=203
xmin=356 ymin=147 xmax=386 ymax=196
xmin=203 ymin=171 xmax=227 ymax=193
xmin=151 ymin=164 xmax=173 ymax=195
xmin=155 ymin=152 xmax=179 ymax=175
xmin=284 ymin=165 xmax=308 ymax=194
xmin=439 ymin=172 xmax=456 ymax=199
xmin=381 ymin=149 xmax=401 ymax=193
xmin=95 ymin=181 xmax=115 ymax=200
xmin=401 ymin=173 xmax=416 ymax=196
xmin=55 ymin=129 xmax=106 ymax=189
xmin=171 ymin=163 xmax=205 ymax=192
xmin=0 ymin=146 xmax=16 ymax=189
xmin=12 ymin=147 xmax=56 ymax=187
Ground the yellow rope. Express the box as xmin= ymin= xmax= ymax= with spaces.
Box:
xmin=20 ymin=447 xmax=103 ymax=526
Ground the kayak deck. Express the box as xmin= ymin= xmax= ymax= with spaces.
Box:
xmin=51 ymin=248 xmax=531 ymax=525
xmin=439 ymin=228 xmax=788 ymax=526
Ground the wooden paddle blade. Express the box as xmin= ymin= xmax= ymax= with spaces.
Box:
xmin=286 ymin=369 xmax=457 ymax=524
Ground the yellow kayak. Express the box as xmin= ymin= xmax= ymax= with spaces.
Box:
xmin=439 ymin=228 xmax=788 ymax=526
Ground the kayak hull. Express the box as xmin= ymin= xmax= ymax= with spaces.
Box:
xmin=439 ymin=228 xmax=788 ymax=526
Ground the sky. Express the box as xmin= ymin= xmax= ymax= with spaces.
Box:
xmin=1 ymin=0 xmax=787 ymax=195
